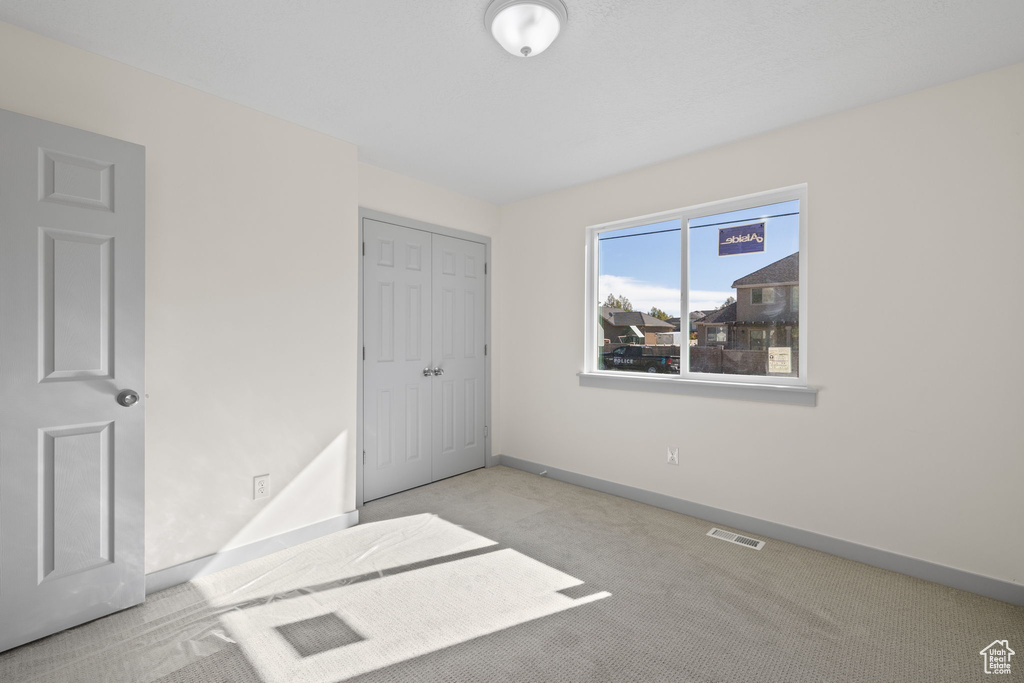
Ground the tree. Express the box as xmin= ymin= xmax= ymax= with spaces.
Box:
xmin=647 ymin=306 xmax=670 ymax=321
xmin=717 ymin=296 xmax=735 ymax=310
xmin=603 ymin=293 xmax=633 ymax=311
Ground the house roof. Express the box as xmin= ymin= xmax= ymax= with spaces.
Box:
xmin=697 ymin=302 xmax=737 ymax=324
xmin=600 ymin=307 xmax=674 ymax=330
xmin=732 ymin=252 xmax=799 ymax=287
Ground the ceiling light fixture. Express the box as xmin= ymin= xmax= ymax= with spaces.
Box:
xmin=485 ymin=0 xmax=568 ymax=58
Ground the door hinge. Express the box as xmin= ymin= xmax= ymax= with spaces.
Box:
xmin=362 ymin=346 xmax=366 ymax=360
xmin=362 ymin=450 xmax=366 ymax=464
xmin=484 ymin=344 xmax=488 ymax=356
xmin=484 ymin=262 xmax=487 ymax=275
xmin=362 ymin=242 xmax=366 ymax=256
xmin=484 ymin=426 xmax=489 ymax=438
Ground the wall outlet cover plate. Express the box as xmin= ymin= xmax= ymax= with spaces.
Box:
xmin=254 ymin=474 xmax=270 ymax=499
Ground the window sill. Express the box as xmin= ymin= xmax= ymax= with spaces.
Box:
xmin=577 ymin=372 xmax=817 ymax=406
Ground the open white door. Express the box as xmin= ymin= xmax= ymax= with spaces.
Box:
xmin=0 ymin=109 xmax=145 ymax=652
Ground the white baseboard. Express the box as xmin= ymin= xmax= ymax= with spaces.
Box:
xmin=497 ymin=455 xmax=1023 ymax=607
xmin=145 ymin=510 xmax=360 ymax=595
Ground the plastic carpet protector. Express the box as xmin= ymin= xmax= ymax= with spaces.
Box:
xmin=0 ymin=513 xmax=610 ymax=683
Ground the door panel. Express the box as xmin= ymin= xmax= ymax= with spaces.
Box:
xmin=0 ymin=109 xmax=145 ymax=652
xmin=431 ymin=235 xmax=486 ymax=482
xmin=362 ymin=220 xmax=433 ymax=502
xmin=41 ymin=228 xmax=115 ymax=380
xmin=41 ymin=421 xmax=115 ymax=581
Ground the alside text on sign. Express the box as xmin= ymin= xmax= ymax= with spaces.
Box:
xmin=718 ymin=222 xmax=765 ymax=257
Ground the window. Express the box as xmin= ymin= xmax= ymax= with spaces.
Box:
xmin=584 ymin=185 xmax=810 ymax=401
xmin=706 ymin=326 xmax=727 ymax=344
xmin=749 ymin=329 xmax=766 ymax=351
xmin=594 ymin=218 xmax=681 ymax=376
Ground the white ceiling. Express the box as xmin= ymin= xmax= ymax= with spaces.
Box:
xmin=2 ymin=1 xmax=1022 ymax=204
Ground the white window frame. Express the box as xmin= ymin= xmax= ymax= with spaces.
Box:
xmin=581 ymin=185 xmax=815 ymax=406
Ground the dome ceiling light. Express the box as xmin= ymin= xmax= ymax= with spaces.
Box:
xmin=485 ymin=0 xmax=568 ymax=58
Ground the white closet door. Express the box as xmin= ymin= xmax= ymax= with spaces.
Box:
xmin=362 ymin=219 xmax=433 ymax=502
xmin=430 ymin=234 xmax=487 ymax=482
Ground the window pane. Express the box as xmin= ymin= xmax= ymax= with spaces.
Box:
xmin=597 ymin=219 xmax=681 ymax=375
xmin=688 ymin=200 xmax=799 ymax=378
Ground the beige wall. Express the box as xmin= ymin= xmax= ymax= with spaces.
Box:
xmin=359 ymin=163 xmax=500 ymax=238
xmin=495 ymin=63 xmax=1024 ymax=585
xmin=0 ymin=22 xmax=360 ymax=573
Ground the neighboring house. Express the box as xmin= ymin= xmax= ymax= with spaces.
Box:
xmin=695 ymin=252 xmax=799 ymax=350
xmin=688 ymin=310 xmax=715 ymax=333
xmin=599 ymin=307 xmax=674 ymax=345
xmin=696 ymin=302 xmax=736 ymax=347
xmin=666 ymin=317 xmax=682 ymax=332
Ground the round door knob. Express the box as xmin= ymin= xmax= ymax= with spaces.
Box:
xmin=116 ymin=389 xmax=140 ymax=407
xmin=432 ymin=367 xmax=444 ymax=376
xmin=423 ymin=368 xmax=432 ymax=377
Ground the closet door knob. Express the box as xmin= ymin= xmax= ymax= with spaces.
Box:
xmin=432 ymin=367 xmax=444 ymax=376
xmin=423 ymin=368 xmax=433 ymax=377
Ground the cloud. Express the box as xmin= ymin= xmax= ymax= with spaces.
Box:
xmin=689 ymin=290 xmax=736 ymax=313
xmin=599 ymin=275 xmax=732 ymax=316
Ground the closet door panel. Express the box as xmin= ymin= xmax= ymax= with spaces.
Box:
xmin=430 ymin=234 xmax=486 ymax=481
xmin=362 ymin=219 xmax=433 ymax=501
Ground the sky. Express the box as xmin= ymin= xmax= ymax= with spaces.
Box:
xmin=598 ymin=200 xmax=799 ymax=317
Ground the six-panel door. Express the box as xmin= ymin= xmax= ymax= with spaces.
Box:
xmin=0 ymin=109 xmax=145 ymax=653
xmin=431 ymin=234 xmax=487 ymax=482
xmin=362 ymin=220 xmax=487 ymax=502
xmin=362 ymin=220 xmax=435 ymax=502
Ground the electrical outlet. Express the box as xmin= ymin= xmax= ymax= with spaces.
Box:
xmin=253 ymin=474 xmax=270 ymax=500
xmin=667 ymin=447 xmax=679 ymax=465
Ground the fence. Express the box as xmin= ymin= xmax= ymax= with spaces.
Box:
xmin=689 ymin=347 xmax=799 ymax=377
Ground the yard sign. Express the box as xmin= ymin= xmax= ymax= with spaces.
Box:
xmin=768 ymin=347 xmax=792 ymax=374
xmin=718 ymin=222 xmax=765 ymax=256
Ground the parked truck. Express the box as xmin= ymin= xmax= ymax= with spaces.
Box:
xmin=600 ymin=345 xmax=680 ymax=373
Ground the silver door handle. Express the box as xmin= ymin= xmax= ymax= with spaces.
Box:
xmin=432 ymin=367 xmax=444 ymax=376
xmin=423 ymin=368 xmax=432 ymax=377
xmin=116 ymin=389 xmax=140 ymax=407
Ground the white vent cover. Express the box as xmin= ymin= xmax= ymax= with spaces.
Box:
xmin=707 ymin=527 xmax=765 ymax=550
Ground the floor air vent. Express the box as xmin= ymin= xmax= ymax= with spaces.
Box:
xmin=707 ymin=528 xmax=765 ymax=550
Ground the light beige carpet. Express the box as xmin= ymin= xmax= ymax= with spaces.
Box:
xmin=1 ymin=465 xmax=1021 ymax=682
